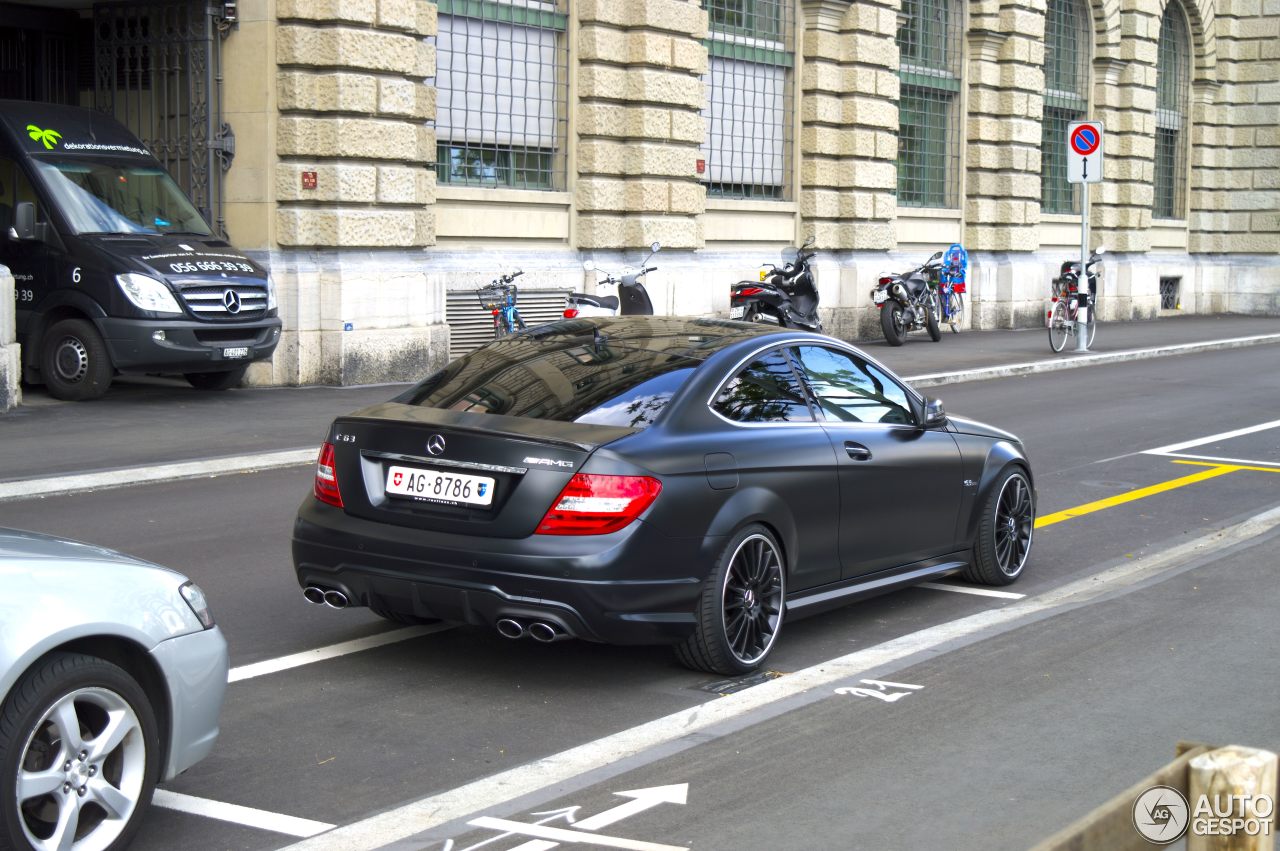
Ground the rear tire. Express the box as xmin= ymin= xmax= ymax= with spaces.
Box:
xmin=0 ymin=652 xmax=160 ymax=851
xmin=675 ymin=524 xmax=786 ymax=676
xmin=1047 ymin=301 xmax=1069 ymax=352
xmin=948 ymin=292 xmax=965 ymax=333
xmin=880 ymin=303 xmax=906 ymax=346
xmin=41 ymin=318 xmax=113 ymax=401
xmin=184 ymin=366 xmax=247 ymax=391
xmin=964 ymin=467 xmax=1035 ymax=586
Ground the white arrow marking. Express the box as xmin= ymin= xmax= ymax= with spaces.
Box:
xmin=495 ymin=785 xmax=688 ymax=851
xmin=467 ymin=818 xmax=686 ymax=851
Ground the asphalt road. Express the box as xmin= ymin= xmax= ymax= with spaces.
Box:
xmin=3 ymin=342 xmax=1278 ymax=850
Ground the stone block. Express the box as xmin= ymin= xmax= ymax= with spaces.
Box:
xmin=416 ymin=0 xmax=437 ymax=37
xmin=377 ymin=77 xmax=421 ymax=118
xmin=277 ymin=0 xmax=375 ymax=25
xmin=276 ymin=163 xmax=378 ymax=202
xmin=376 ymin=165 xmax=423 ymax=203
xmin=277 ymin=207 xmax=421 ymax=247
xmin=277 ymin=25 xmax=419 ymax=75
xmin=578 ymin=65 xmax=704 ymax=109
xmin=577 ymin=0 xmax=707 ymax=40
xmin=578 ymin=140 xmax=697 ymax=178
xmin=277 ymin=70 xmax=377 ymax=113
xmin=376 ymin=0 xmax=417 ymax=31
xmin=278 ymin=116 xmax=423 ymax=161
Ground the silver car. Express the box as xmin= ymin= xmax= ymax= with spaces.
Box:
xmin=0 ymin=528 xmax=228 ymax=851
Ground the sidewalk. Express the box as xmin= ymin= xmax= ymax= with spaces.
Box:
xmin=1 ymin=314 xmax=1275 ymax=487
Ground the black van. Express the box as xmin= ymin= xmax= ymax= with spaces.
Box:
xmin=0 ymin=101 xmax=280 ymax=400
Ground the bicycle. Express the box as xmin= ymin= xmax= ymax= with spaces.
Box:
xmin=477 ymin=271 xmax=525 ymax=338
xmin=1046 ymin=277 xmax=1097 ymax=352
xmin=938 ymin=243 xmax=967 ymax=333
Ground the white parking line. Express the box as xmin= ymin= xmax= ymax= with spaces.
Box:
xmin=1143 ymin=418 xmax=1280 ymax=456
xmin=917 ymin=582 xmax=1026 ymax=600
xmin=279 ymin=502 xmax=1280 ymax=851
xmin=227 ymin=623 xmax=453 ymax=683
xmin=152 ymin=790 xmax=334 ymax=837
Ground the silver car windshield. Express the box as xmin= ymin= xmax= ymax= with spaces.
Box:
xmin=30 ymin=157 xmax=211 ymax=237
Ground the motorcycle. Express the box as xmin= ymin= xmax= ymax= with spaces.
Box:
xmin=729 ymin=236 xmax=822 ymax=333
xmin=564 ymin=242 xmax=660 ymax=318
xmin=872 ymin=252 xmax=944 ymax=346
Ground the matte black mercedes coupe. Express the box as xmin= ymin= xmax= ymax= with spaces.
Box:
xmin=292 ymin=316 xmax=1035 ymax=675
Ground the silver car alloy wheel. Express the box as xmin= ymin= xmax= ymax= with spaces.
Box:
xmin=16 ymin=686 xmax=146 ymax=851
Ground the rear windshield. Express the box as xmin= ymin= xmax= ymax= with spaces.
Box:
xmin=397 ymin=321 xmax=740 ymax=430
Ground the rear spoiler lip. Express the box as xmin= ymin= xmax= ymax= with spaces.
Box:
xmin=337 ymin=402 xmax=639 ymax=453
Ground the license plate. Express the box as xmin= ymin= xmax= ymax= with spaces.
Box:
xmin=729 ymin=305 xmax=746 ymax=319
xmin=223 ymin=346 xmax=250 ymax=359
xmin=872 ymin=291 xmax=887 ymax=305
xmin=385 ymin=465 xmax=495 ymax=507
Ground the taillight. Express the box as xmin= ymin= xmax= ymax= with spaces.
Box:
xmin=563 ymin=307 xmax=580 ymax=318
xmin=878 ymin=276 xmax=894 ymax=285
xmin=314 ymin=442 xmax=343 ymax=508
xmin=736 ymin=286 xmax=764 ymax=297
xmin=536 ymin=473 xmax=661 ymax=536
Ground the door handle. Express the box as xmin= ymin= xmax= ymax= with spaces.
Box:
xmin=844 ymin=442 xmax=872 ymax=461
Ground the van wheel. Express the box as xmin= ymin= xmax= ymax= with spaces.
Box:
xmin=184 ymin=367 xmax=247 ymax=391
xmin=41 ymin=318 xmax=113 ymax=401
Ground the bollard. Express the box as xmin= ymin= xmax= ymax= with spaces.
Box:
xmin=1188 ymin=745 xmax=1277 ymax=851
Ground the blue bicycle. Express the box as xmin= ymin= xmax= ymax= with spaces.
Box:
xmin=937 ymin=243 xmax=967 ymax=333
xmin=477 ymin=271 xmax=525 ymax=338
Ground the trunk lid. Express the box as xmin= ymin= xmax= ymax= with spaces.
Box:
xmin=328 ymin=402 xmax=637 ymax=538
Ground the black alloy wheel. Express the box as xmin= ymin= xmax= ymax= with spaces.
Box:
xmin=677 ymin=524 xmax=786 ymax=675
xmin=965 ymin=468 xmax=1035 ymax=585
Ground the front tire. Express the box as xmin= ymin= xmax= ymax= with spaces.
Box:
xmin=0 ymin=652 xmax=160 ymax=851
xmin=880 ymin=303 xmax=906 ymax=346
xmin=676 ymin=525 xmax=786 ymax=676
xmin=40 ymin=318 xmax=113 ymax=401
xmin=1048 ymin=301 xmax=1069 ymax=352
xmin=964 ymin=467 xmax=1035 ymax=586
xmin=925 ymin=295 xmax=942 ymax=341
xmin=184 ymin=366 xmax=248 ymax=391
xmin=948 ymin=292 xmax=965 ymax=332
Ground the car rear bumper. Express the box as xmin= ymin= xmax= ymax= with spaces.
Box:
xmin=150 ymin=625 xmax=229 ymax=781
xmin=292 ymin=499 xmax=718 ymax=645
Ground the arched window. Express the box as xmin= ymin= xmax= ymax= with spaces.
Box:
xmin=896 ymin=0 xmax=963 ymax=208
xmin=1041 ymin=0 xmax=1090 ymax=213
xmin=1154 ymin=0 xmax=1191 ymax=219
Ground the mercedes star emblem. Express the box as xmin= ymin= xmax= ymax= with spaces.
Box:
xmin=427 ymin=435 xmax=446 ymax=456
xmin=223 ymin=289 xmax=242 ymax=314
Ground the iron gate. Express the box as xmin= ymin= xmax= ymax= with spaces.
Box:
xmin=93 ymin=0 xmax=234 ymax=234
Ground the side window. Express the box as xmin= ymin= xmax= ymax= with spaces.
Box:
xmin=794 ymin=346 xmax=915 ymax=425
xmin=0 ymin=158 xmax=39 ymax=235
xmin=712 ymin=347 xmax=814 ymax=423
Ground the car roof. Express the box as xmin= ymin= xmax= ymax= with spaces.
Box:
xmin=517 ymin=315 xmax=823 ymax=359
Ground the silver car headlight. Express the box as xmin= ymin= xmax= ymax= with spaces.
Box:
xmin=117 ymin=273 xmax=182 ymax=315
xmin=265 ymin=272 xmax=278 ymax=311
xmin=180 ymin=581 xmax=216 ymax=629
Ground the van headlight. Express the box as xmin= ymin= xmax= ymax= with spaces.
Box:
xmin=266 ymin=273 xmax=278 ymax=311
xmin=116 ymin=273 xmax=182 ymax=315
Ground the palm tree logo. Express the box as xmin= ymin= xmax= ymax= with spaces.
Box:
xmin=27 ymin=125 xmax=62 ymax=150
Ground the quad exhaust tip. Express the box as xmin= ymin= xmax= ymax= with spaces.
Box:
xmin=496 ymin=618 xmax=526 ymax=639
xmin=527 ymin=621 xmax=564 ymax=643
xmin=302 ymin=586 xmax=326 ymax=605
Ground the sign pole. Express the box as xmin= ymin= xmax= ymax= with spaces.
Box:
xmin=1075 ymin=179 xmax=1090 ymax=352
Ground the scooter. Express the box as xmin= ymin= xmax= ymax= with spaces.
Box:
xmin=564 ymin=242 xmax=660 ymax=318
xmin=729 ymin=236 xmax=822 ymax=333
xmin=872 ymin=252 xmax=944 ymax=346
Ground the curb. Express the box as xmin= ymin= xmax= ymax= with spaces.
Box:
xmin=3 ymin=332 xmax=1277 ymax=502
xmin=903 ymin=332 xmax=1280 ymax=388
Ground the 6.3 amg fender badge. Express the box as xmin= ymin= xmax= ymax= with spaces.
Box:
xmin=427 ymin=435 xmax=446 ymax=456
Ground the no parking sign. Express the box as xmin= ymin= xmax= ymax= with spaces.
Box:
xmin=1066 ymin=121 xmax=1104 ymax=184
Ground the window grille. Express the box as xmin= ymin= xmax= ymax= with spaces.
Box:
xmin=1159 ymin=276 xmax=1180 ymax=310
xmin=1041 ymin=0 xmax=1089 ymax=214
xmin=701 ymin=0 xmax=795 ymax=200
xmin=896 ymin=0 xmax=963 ymax=208
xmin=432 ymin=0 xmax=569 ymax=191
xmin=1154 ymin=0 xmax=1190 ymax=219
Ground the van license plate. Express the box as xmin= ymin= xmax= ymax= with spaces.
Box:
xmin=223 ymin=347 xmax=250 ymax=359
xmin=385 ymin=465 xmax=495 ymax=507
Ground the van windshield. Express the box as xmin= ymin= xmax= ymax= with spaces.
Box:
xmin=30 ymin=158 xmax=211 ymax=237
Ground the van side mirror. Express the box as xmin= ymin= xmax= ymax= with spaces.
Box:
xmin=10 ymin=202 xmax=36 ymax=241
xmin=921 ymin=397 xmax=947 ymax=428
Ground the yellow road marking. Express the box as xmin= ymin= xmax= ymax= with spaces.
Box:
xmin=1174 ymin=459 xmax=1280 ymax=474
xmin=1035 ymin=465 xmax=1241 ymax=528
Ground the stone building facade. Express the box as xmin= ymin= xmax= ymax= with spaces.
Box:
xmin=213 ymin=0 xmax=1276 ymax=386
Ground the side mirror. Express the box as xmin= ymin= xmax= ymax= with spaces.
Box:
xmin=928 ymin=251 xmax=944 ymax=262
xmin=1094 ymin=246 xmax=1107 ymax=256
xmin=801 ymin=235 xmax=816 ymax=249
xmin=649 ymin=241 xmax=661 ymax=254
xmin=922 ymin=397 xmax=947 ymax=428
xmin=582 ymin=259 xmax=595 ymax=272
xmin=10 ymin=202 xmax=36 ymax=241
